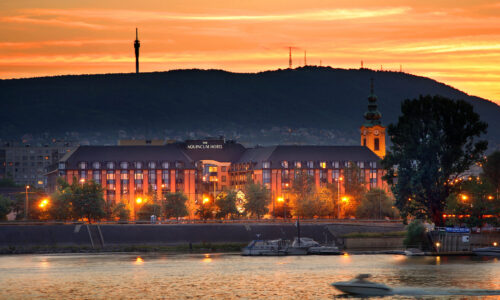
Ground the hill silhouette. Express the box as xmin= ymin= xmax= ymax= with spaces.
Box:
xmin=1 ymin=67 xmax=499 ymax=148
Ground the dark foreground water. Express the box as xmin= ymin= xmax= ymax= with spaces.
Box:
xmin=0 ymin=253 xmax=499 ymax=299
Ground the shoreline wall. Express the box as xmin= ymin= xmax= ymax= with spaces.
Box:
xmin=0 ymin=223 xmax=405 ymax=248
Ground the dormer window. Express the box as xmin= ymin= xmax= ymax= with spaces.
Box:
xmin=162 ymin=162 xmax=169 ymax=169
xmin=307 ymin=161 xmax=314 ymax=168
xmin=120 ymin=162 xmax=129 ymax=169
xmin=135 ymin=161 xmax=143 ymax=169
xmin=295 ymin=161 xmax=301 ymax=169
xmin=58 ymin=162 xmax=66 ymax=170
xmin=262 ymin=161 xmax=270 ymax=169
xmin=148 ymin=162 xmax=156 ymax=169
xmin=281 ymin=161 xmax=288 ymax=168
xmin=106 ymin=162 xmax=115 ymax=169
xmin=175 ymin=161 xmax=184 ymax=169
xmin=92 ymin=162 xmax=100 ymax=169
xmin=319 ymin=162 xmax=326 ymax=169
xmin=79 ymin=162 xmax=87 ymax=169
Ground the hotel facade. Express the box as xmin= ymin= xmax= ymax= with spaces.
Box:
xmin=49 ymin=84 xmax=388 ymax=218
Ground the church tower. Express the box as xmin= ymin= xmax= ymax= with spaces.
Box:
xmin=134 ymin=28 xmax=140 ymax=73
xmin=360 ymin=79 xmax=386 ymax=158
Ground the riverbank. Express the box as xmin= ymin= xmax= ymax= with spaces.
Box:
xmin=0 ymin=242 xmax=248 ymax=255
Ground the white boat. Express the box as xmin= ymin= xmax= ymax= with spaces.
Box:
xmin=404 ymin=248 xmax=425 ymax=256
xmin=287 ymin=237 xmax=317 ymax=255
xmin=241 ymin=239 xmax=288 ymax=256
xmin=472 ymin=246 xmax=500 ymax=256
xmin=331 ymin=274 xmax=393 ymax=296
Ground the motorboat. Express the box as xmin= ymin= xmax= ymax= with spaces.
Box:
xmin=404 ymin=248 xmax=425 ymax=256
xmin=287 ymin=237 xmax=318 ymax=255
xmin=472 ymin=246 xmax=500 ymax=257
xmin=241 ymin=239 xmax=288 ymax=256
xmin=331 ymin=274 xmax=393 ymax=296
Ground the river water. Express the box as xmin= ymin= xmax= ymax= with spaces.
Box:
xmin=0 ymin=253 xmax=499 ymax=299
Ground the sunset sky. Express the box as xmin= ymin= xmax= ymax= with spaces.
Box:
xmin=1 ymin=0 xmax=499 ymax=103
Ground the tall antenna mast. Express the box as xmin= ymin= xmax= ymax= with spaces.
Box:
xmin=400 ymin=64 xmax=402 ymax=72
xmin=361 ymin=60 xmax=364 ymax=69
xmin=304 ymin=50 xmax=307 ymax=66
xmin=289 ymin=47 xmax=292 ymax=69
xmin=134 ymin=28 xmax=140 ymax=74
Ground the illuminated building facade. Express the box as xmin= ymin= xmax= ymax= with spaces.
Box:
xmin=51 ymin=139 xmax=386 ymax=217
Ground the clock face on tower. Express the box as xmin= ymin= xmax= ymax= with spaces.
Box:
xmin=374 ymin=129 xmax=379 ymax=136
xmin=363 ymin=129 xmax=367 ymax=135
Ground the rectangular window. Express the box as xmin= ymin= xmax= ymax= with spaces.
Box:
xmin=281 ymin=161 xmax=288 ymax=168
xmin=295 ymin=161 xmax=302 ymax=169
xmin=319 ymin=162 xmax=326 ymax=169
xmin=120 ymin=171 xmax=129 ymax=180
xmin=106 ymin=171 xmax=115 ymax=180
xmin=93 ymin=171 xmax=101 ymax=181
xmin=149 ymin=172 xmax=156 ymax=182
xmin=134 ymin=171 xmax=143 ymax=180
xmin=332 ymin=169 xmax=340 ymax=180
xmin=374 ymin=138 xmax=380 ymax=151
xmin=208 ymin=166 xmax=218 ymax=173
xmin=221 ymin=166 xmax=227 ymax=172
xmin=263 ymin=170 xmax=271 ymax=184
xmin=357 ymin=161 xmax=364 ymax=169
xmin=162 ymin=170 xmax=170 ymax=184
xmin=221 ymin=175 xmax=227 ymax=183
xmin=262 ymin=162 xmax=270 ymax=169
xmin=307 ymin=170 xmax=314 ymax=176
xmin=80 ymin=171 xmax=87 ymax=179
xmin=332 ymin=161 xmax=339 ymax=169
xmin=307 ymin=161 xmax=314 ymax=168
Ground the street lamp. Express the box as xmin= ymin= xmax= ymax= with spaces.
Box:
xmin=25 ymin=185 xmax=30 ymax=220
xmin=38 ymin=198 xmax=49 ymax=208
xmin=336 ymin=176 xmax=343 ymax=219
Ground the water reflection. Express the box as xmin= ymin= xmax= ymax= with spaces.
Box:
xmin=0 ymin=253 xmax=498 ymax=299
xmin=134 ymin=256 xmax=144 ymax=265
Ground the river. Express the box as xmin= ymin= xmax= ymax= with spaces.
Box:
xmin=0 ymin=253 xmax=499 ymax=299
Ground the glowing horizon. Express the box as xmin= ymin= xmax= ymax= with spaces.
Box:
xmin=1 ymin=1 xmax=499 ymax=103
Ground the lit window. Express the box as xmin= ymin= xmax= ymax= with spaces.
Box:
xmin=208 ymin=166 xmax=218 ymax=173
xmin=262 ymin=162 xmax=270 ymax=169
xmin=281 ymin=161 xmax=288 ymax=168
xmin=320 ymin=162 xmax=326 ymax=169
xmin=134 ymin=171 xmax=144 ymax=180
xmin=295 ymin=161 xmax=301 ymax=169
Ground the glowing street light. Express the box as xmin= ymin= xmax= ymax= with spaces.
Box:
xmin=277 ymin=197 xmax=284 ymax=203
xmin=461 ymin=194 xmax=468 ymax=201
xmin=203 ymin=197 xmax=210 ymax=204
xmin=79 ymin=178 xmax=85 ymax=184
xmin=487 ymin=195 xmax=494 ymax=200
xmin=493 ymin=242 xmax=498 ymax=247
xmin=136 ymin=197 xmax=143 ymax=204
xmin=25 ymin=185 xmax=30 ymax=220
xmin=341 ymin=196 xmax=350 ymax=203
xmin=38 ymin=198 xmax=49 ymax=208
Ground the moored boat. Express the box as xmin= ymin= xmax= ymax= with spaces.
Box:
xmin=472 ymin=246 xmax=500 ymax=257
xmin=241 ymin=239 xmax=288 ymax=256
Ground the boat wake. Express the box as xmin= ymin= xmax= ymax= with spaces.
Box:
xmin=392 ymin=287 xmax=500 ymax=296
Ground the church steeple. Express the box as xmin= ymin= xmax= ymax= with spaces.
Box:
xmin=363 ymin=78 xmax=382 ymax=126
xmin=360 ymin=78 xmax=386 ymax=158
xmin=134 ymin=28 xmax=140 ymax=73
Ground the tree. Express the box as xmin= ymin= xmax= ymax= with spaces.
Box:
xmin=137 ymin=202 xmax=162 ymax=220
xmin=356 ymin=188 xmax=399 ymax=219
xmin=343 ymin=163 xmax=367 ymax=217
xmin=446 ymin=178 xmax=499 ymax=227
xmin=243 ymin=181 xmax=270 ymax=219
xmin=49 ymin=178 xmax=74 ymax=220
xmin=290 ymin=171 xmax=320 ymax=218
xmin=382 ymin=95 xmax=488 ymax=226
xmin=70 ymin=179 xmax=106 ymax=222
xmin=403 ymin=220 xmax=429 ymax=249
xmin=196 ymin=201 xmax=215 ymax=221
xmin=215 ymin=190 xmax=239 ymax=219
xmin=12 ymin=187 xmax=47 ymax=220
xmin=0 ymin=195 xmax=13 ymax=221
xmin=163 ymin=192 xmax=189 ymax=220
xmin=482 ymin=151 xmax=500 ymax=200
xmin=112 ymin=202 xmax=130 ymax=221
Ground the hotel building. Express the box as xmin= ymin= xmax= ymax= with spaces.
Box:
xmin=49 ymin=84 xmax=387 ymax=217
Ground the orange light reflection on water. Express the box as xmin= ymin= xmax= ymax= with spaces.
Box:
xmin=202 ymin=253 xmax=212 ymax=263
xmin=134 ymin=256 xmax=144 ymax=265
